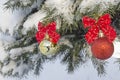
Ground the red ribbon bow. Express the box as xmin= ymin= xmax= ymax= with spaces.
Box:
xmin=35 ymin=22 xmax=60 ymax=44
xmin=82 ymin=13 xmax=116 ymax=44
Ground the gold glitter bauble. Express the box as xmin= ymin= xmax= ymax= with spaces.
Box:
xmin=39 ymin=40 xmax=59 ymax=55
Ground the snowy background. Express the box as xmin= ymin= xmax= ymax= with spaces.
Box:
xmin=0 ymin=0 xmax=120 ymax=80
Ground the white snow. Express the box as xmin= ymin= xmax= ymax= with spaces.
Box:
xmin=45 ymin=0 xmax=120 ymax=24
xmin=112 ymin=39 xmax=120 ymax=58
xmin=59 ymin=37 xmax=73 ymax=48
xmin=45 ymin=0 xmax=74 ymax=24
xmin=0 ymin=0 xmax=32 ymax=36
xmin=80 ymin=0 xmax=120 ymax=13
xmin=0 ymin=33 xmax=15 ymax=44
xmin=1 ymin=60 xmax=16 ymax=74
xmin=0 ymin=33 xmax=15 ymax=62
xmin=22 ymin=10 xmax=47 ymax=34
xmin=0 ymin=48 xmax=9 ymax=63
xmin=12 ymin=62 xmax=30 ymax=76
xmin=9 ymin=43 xmax=37 ymax=59
xmin=0 ymin=8 xmax=27 ymax=35
xmin=30 ymin=54 xmax=41 ymax=62
xmin=20 ymin=0 xmax=31 ymax=6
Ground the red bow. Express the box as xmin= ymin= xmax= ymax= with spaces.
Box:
xmin=35 ymin=22 xmax=60 ymax=44
xmin=82 ymin=14 xmax=116 ymax=44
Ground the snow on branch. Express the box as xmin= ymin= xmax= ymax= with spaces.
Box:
xmin=4 ymin=0 xmax=36 ymax=10
xmin=45 ymin=0 xmax=74 ymax=24
xmin=12 ymin=61 xmax=32 ymax=76
xmin=0 ymin=32 xmax=15 ymax=62
xmin=9 ymin=43 xmax=37 ymax=59
xmin=80 ymin=0 xmax=120 ymax=13
xmin=22 ymin=10 xmax=47 ymax=34
xmin=1 ymin=60 xmax=16 ymax=75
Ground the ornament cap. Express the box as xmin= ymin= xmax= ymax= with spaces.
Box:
xmin=98 ymin=30 xmax=104 ymax=37
xmin=45 ymin=34 xmax=50 ymax=40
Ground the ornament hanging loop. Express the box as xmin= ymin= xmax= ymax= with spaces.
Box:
xmin=98 ymin=30 xmax=104 ymax=38
xmin=45 ymin=34 xmax=50 ymax=40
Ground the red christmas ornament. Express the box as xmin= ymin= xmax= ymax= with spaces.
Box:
xmin=82 ymin=14 xmax=116 ymax=60
xmin=91 ymin=37 xmax=114 ymax=60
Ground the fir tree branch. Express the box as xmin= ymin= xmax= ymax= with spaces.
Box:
xmin=34 ymin=58 xmax=43 ymax=75
xmin=4 ymin=0 xmax=37 ymax=10
xmin=9 ymin=43 xmax=37 ymax=60
xmin=115 ymin=58 xmax=120 ymax=70
xmin=91 ymin=57 xmax=107 ymax=76
xmin=61 ymin=36 xmax=87 ymax=73
xmin=110 ymin=2 xmax=120 ymax=34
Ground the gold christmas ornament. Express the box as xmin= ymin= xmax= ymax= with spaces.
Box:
xmin=39 ymin=40 xmax=59 ymax=55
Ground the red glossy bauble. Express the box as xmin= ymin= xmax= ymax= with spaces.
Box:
xmin=91 ymin=37 xmax=114 ymax=60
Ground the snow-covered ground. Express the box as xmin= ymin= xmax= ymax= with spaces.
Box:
xmin=0 ymin=0 xmax=120 ymax=80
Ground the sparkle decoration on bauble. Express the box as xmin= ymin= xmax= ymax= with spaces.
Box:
xmin=82 ymin=13 xmax=116 ymax=60
xmin=35 ymin=22 xmax=60 ymax=55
